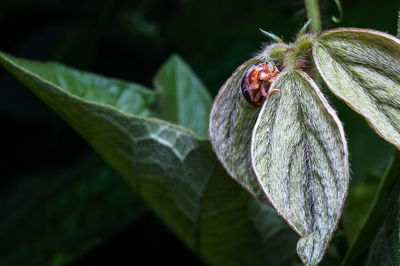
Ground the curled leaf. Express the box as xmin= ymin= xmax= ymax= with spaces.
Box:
xmin=209 ymin=44 xmax=288 ymax=201
xmin=251 ymin=70 xmax=349 ymax=265
xmin=331 ymin=0 xmax=343 ymax=23
xmin=313 ymin=28 xmax=400 ymax=149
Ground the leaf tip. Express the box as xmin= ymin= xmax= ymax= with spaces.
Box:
xmin=298 ymin=19 xmax=312 ymax=37
xmin=259 ymin=28 xmax=283 ymax=43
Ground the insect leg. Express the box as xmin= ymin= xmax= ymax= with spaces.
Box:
xmin=265 ymin=88 xmax=281 ymax=99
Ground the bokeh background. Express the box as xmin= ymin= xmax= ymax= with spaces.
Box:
xmin=1 ymin=0 xmax=399 ymax=265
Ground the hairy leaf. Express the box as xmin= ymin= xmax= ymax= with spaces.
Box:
xmin=0 ymin=51 xmax=298 ymax=266
xmin=313 ymin=28 xmax=400 ymax=149
xmin=251 ymin=70 xmax=349 ymax=265
xmin=153 ymin=54 xmax=212 ymax=138
xmin=0 ymin=155 xmax=146 ymax=266
xmin=209 ymin=43 xmax=288 ymax=201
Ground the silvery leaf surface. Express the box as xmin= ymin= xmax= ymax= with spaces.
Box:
xmin=313 ymin=28 xmax=400 ymax=149
xmin=251 ymin=70 xmax=349 ymax=265
xmin=209 ymin=44 xmax=288 ymax=201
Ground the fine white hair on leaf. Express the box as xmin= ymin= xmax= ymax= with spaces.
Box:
xmin=313 ymin=28 xmax=400 ymax=150
xmin=209 ymin=43 xmax=289 ymax=202
xmin=251 ymin=70 xmax=349 ymax=266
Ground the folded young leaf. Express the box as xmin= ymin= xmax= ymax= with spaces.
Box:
xmin=209 ymin=44 xmax=288 ymax=201
xmin=251 ymin=70 xmax=349 ymax=265
xmin=313 ymin=28 xmax=400 ymax=149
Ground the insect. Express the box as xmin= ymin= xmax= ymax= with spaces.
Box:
xmin=241 ymin=62 xmax=280 ymax=107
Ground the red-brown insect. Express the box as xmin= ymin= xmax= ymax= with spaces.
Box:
xmin=241 ymin=62 xmax=280 ymax=107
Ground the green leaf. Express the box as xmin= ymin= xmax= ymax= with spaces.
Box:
xmin=341 ymin=152 xmax=400 ymax=266
xmin=153 ymin=54 xmax=212 ymax=138
xmin=251 ymin=70 xmax=349 ymax=265
xmin=313 ymin=28 xmax=400 ymax=150
xmin=0 ymin=51 xmax=298 ymax=266
xmin=365 ymin=151 xmax=400 ymax=266
xmin=342 ymin=173 xmax=380 ymax=243
xmin=0 ymin=55 xmax=157 ymax=117
xmin=0 ymin=154 xmax=146 ymax=266
xmin=259 ymin=28 xmax=284 ymax=43
xmin=209 ymin=43 xmax=289 ymax=202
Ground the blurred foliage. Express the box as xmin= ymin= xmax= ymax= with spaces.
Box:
xmin=0 ymin=0 xmax=400 ymax=265
xmin=342 ymin=173 xmax=380 ymax=243
xmin=342 ymin=152 xmax=400 ymax=266
xmin=0 ymin=154 xmax=147 ymax=265
xmin=365 ymin=152 xmax=400 ymax=266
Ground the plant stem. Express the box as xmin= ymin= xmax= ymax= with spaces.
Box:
xmin=304 ymin=0 xmax=322 ymax=86
xmin=304 ymin=0 xmax=322 ymax=33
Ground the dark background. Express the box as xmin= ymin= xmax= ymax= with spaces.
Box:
xmin=0 ymin=0 xmax=399 ymax=265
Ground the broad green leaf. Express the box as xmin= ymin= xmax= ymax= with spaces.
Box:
xmin=0 ymin=51 xmax=298 ymax=266
xmin=313 ymin=28 xmax=400 ymax=149
xmin=341 ymin=151 xmax=400 ymax=266
xmin=153 ymin=54 xmax=212 ymax=138
xmin=0 ymin=155 xmax=146 ymax=266
xmin=209 ymin=43 xmax=289 ymax=201
xmin=365 ymin=151 xmax=400 ymax=266
xmin=251 ymin=70 xmax=349 ymax=266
